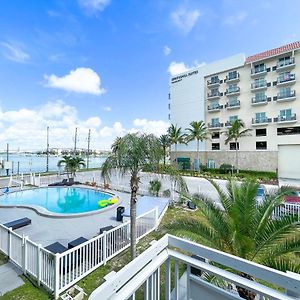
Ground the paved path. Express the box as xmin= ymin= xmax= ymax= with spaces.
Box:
xmin=0 ymin=262 xmax=24 ymax=296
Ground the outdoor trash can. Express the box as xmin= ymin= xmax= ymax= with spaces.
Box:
xmin=116 ymin=206 xmax=125 ymax=221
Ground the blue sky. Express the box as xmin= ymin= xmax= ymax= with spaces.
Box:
xmin=0 ymin=0 xmax=299 ymax=150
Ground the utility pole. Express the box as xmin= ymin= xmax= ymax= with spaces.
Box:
xmin=74 ymin=127 xmax=78 ymax=155
xmin=46 ymin=126 xmax=49 ymax=173
xmin=6 ymin=143 xmax=9 ymax=176
xmin=87 ymin=129 xmax=91 ymax=169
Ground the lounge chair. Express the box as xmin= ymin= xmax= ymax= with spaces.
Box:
xmin=68 ymin=237 xmax=88 ymax=249
xmin=187 ymin=200 xmax=196 ymax=210
xmin=48 ymin=179 xmax=68 ymax=187
xmin=66 ymin=178 xmax=75 ymax=186
xmin=45 ymin=242 xmax=68 ymax=254
xmin=99 ymin=225 xmax=115 ymax=234
xmin=3 ymin=217 xmax=31 ymax=230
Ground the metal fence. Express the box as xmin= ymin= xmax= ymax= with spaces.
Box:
xmin=0 ymin=208 xmax=158 ymax=298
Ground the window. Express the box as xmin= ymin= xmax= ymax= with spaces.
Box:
xmin=211 ymin=118 xmax=219 ymax=126
xmin=228 ymin=70 xmax=237 ymax=80
xmin=210 ymin=75 xmax=219 ymax=84
xmin=211 ymin=132 xmax=220 ymax=139
xmin=210 ymin=88 xmax=219 ymax=96
xmin=256 ymin=141 xmax=267 ymax=150
xmin=230 ymin=142 xmax=239 ymax=150
xmin=212 ymin=143 xmax=220 ymax=150
xmin=254 ymin=77 xmax=266 ymax=88
xmin=228 ymin=83 xmax=238 ymax=92
xmin=278 ymin=86 xmax=292 ymax=98
xmin=255 ymin=91 xmax=266 ymax=101
xmin=278 ymin=56 xmax=292 ymax=67
xmin=256 ymin=128 xmax=267 ymax=137
xmin=254 ymin=63 xmax=266 ymax=73
xmin=277 ymin=126 xmax=300 ymax=135
xmin=278 ymin=71 xmax=294 ymax=83
xmin=229 ymin=115 xmax=238 ymax=123
xmin=255 ymin=112 xmax=266 ymax=122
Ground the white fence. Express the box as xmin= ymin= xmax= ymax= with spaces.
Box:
xmin=0 ymin=208 xmax=158 ymax=298
xmin=273 ymin=203 xmax=300 ymax=221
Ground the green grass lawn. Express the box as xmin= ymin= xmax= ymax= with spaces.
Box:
xmin=0 ymin=252 xmax=8 ymax=266
xmin=0 ymin=207 xmax=188 ymax=300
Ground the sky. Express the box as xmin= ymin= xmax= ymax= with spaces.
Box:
xmin=0 ymin=0 xmax=299 ymax=151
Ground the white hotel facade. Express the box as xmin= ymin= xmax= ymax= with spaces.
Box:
xmin=169 ymin=42 xmax=300 ymax=179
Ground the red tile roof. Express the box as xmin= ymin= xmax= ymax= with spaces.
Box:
xmin=246 ymin=41 xmax=300 ymax=63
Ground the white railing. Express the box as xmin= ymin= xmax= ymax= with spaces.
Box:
xmin=0 ymin=208 xmax=158 ymax=298
xmin=90 ymin=234 xmax=300 ymax=300
xmin=273 ymin=203 xmax=300 ymax=221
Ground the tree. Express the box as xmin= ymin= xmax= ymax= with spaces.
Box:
xmin=159 ymin=134 xmax=170 ymax=166
xmin=57 ymin=155 xmax=86 ymax=178
xmin=168 ymin=124 xmax=186 ymax=168
xmin=185 ymin=121 xmax=209 ymax=171
xmin=223 ymin=119 xmax=251 ymax=173
xmin=169 ymin=180 xmax=300 ymax=299
xmin=101 ymin=133 xmax=163 ymax=259
xmin=148 ymin=179 xmax=162 ymax=197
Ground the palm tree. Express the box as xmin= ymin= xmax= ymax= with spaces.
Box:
xmin=101 ymin=133 xmax=163 ymax=259
xmin=185 ymin=121 xmax=209 ymax=171
xmin=168 ymin=124 xmax=186 ymax=168
xmin=57 ymin=155 xmax=86 ymax=178
xmin=223 ymin=119 xmax=251 ymax=173
xmin=159 ymin=134 xmax=170 ymax=166
xmin=170 ymin=180 xmax=300 ymax=300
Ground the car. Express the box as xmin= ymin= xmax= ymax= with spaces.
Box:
xmin=256 ymin=186 xmax=267 ymax=204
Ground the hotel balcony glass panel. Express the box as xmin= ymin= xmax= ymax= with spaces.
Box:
xmin=207 ymin=103 xmax=223 ymax=112
xmin=225 ymin=86 xmax=240 ymax=96
xmin=252 ymin=117 xmax=272 ymax=125
xmin=208 ymin=121 xmax=223 ymax=129
xmin=251 ymin=63 xmax=267 ymax=77
xmin=225 ymin=99 xmax=240 ymax=109
xmin=251 ymin=94 xmax=268 ymax=105
xmin=226 ymin=71 xmax=240 ymax=83
xmin=251 ymin=79 xmax=267 ymax=90
xmin=207 ymin=91 xmax=221 ymax=99
xmin=207 ymin=76 xmax=220 ymax=87
xmin=274 ymin=113 xmax=297 ymax=123
xmin=277 ymin=73 xmax=295 ymax=85
xmin=277 ymin=56 xmax=295 ymax=71
xmin=277 ymin=89 xmax=296 ymax=101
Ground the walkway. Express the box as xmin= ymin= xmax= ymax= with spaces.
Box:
xmin=0 ymin=262 xmax=24 ymax=296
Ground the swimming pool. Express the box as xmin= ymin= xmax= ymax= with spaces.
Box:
xmin=0 ymin=187 xmax=113 ymax=215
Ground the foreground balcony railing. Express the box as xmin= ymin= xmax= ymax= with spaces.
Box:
xmin=251 ymin=66 xmax=267 ymax=77
xmin=207 ymin=122 xmax=223 ymax=129
xmin=277 ymin=90 xmax=296 ymax=102
xmin=277 ymin=73 xmax=296 ymax=85
xmin=89 ymin=234 xmax=300 ymax=300
xmin=277 ymin=57 xmax=295 ymax=70
xmin=207 ymin=78 xmax=220 ymax=87
xmin=225 ymin=100 xmax=240 ymax=109
xmin=207 ymin=104 xmax=223 ymax=111
xmin=274 ymin=113 xmax=297 ymax=123
xmin=252 ymin=117 xmax=272 ymax=125
xmin=251 ymin=95 xmax=269 ymax=105
xmin=207 ymin=91 xmax=221 ymax=99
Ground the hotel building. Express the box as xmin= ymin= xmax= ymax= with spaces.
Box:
xmin=169 ymin=42 xmax=300 ymax=180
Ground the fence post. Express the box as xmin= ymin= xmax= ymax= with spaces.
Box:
xmin=155 ymin=206 xmax=159 ymax=230
xmin=103 ymin=231 xmax=107 ymax=265
xmin=8 ymin=227 xmax=12 ymax=258
xmin=54 ymin=254 xmax=60 ymax=299
xmin=22 ymin=235 xmax=28 ymax=274
xmin=37 ymin=244 xmax=41 ymax=286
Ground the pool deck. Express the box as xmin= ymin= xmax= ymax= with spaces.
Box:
xmin=0 ymin=189 xmax=169 ymax=248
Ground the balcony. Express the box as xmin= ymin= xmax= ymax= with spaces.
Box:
xmin=225 ymin=120 xmax=235 ymax=127
xmin=208 ymin=122 xmax=223 ymax=129
xmin=276 ymin=57 xmax=295 ymax=71
xmin=251 ymin=66 xmax=267 ymax=77
xmin=207 ymin=78 xmax=220 ymax=87
xmin=277 ymin=73 xmax=296 ymax=86
xmin=251 ymin=96 xmax=269 ymax=106
xmin=226 ymin=72 xmax=240 ymax=83
xmin=252 ymin=117 xmax=272 ymax=126
xmin=274 ymin=113 xmax=297 ymax=124
xmin=225 ymin=87 xmax=240 ymax=96
xmin=207 ymin=91 xmax=221 ymax=100
xmin=251 ymin=80 xmax=267 ymax=91
xmin=90 ymin=234 xmax=300 ymax=300
xmin=225 ymin=100 xmax=240 ymax=110
xmin=277 ymin=90 xmax=296 ymax=102
xmin=207 ymin=103 xmax=223 ymax=112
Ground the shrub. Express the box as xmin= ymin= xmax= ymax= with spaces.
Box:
xmin=162 ymin=189 xmax=171 ymax=197
xmin=148 ymin=179 xmax=162 ymax=197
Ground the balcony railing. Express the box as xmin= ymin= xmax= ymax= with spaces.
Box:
xmin=225 ymin=100 xmax=240 ymax=109
xmin=89 ymin=234 xmax=300 ymax=300
xmin=251 ymin=80 xmax=267 ymax=90
xmin=277 ymin=57 xmax=295 ymax=70
xmin=277 ymin=90 xmax=296 ymax=101
xmin=207 ymin=91 xmax=221 ymax=99
xmin=277 ymin=73 xmax=296 ymax=85
xmin=208 ymin=122 xmax=223 ymax=129
xmin=251 ymin=66 xmax=267 ymax=77
xmin=207 ymin=78 xmax=220 ymax=87
xmin=225 ymin=87 xmax=240 ymax=96
xmin=252 ymin=117 xmax=272 ymax=125
xmin=207 ymin=104 xmax=223 ymax=111
xmin=274 ymin=113 xmax=297 ymax=123
xmin=225 ymin=120 xmax=235 ymax=127
xmin=226 ymin=72 xmax=240 ymax=83
xmin=251 ymin=95 xmax=268 ymax=105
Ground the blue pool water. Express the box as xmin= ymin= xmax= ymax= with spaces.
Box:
xmin=0 ymin=187 xmax=112 ymax=214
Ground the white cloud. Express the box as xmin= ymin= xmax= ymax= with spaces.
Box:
xmin=223 ymin=11 xmax=247 ymax=26
xmin=102 ymin=106 xmax=111 ymax=112
xmin=167 ymin=60 xmax=205 ymax=76
xmin=44 ymin=67 xmax=106 ymax=95
xmin=78 ymin=0 xmax=111 ymax=14
xmin=0 ymin=101 xmax=168 ymax=151
xmin=163 ymin=46 xmax=171 ymax=56
xmin=0 ymin=41 xmax=30 ymax=63
xmin=170 ymin=7 xmax=201 ymax=33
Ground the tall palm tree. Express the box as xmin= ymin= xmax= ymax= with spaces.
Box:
xmin=170 ymin=180 xmax=300 ymax=300
xmin=168 ymin=124 xmax=186 ymax=168
xmin=223 ymin=119 xmax=251 ymax=173
xmin=57 ymin=155 xmax=86 ymax=178
xmin=185 ymin=121 xmax=209 ymax=171
xmin=101 ymin=133 xmax=163 ymax=259
xmin=159 ymin=134 xmax=170 ymax=166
